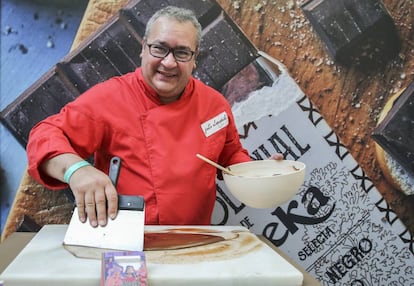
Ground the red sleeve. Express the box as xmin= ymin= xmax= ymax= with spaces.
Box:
xmin=26 ymin=89 xmax=109 ymax=189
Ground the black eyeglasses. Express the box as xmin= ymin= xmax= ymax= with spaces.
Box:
xmin=146 ymin=44 xmax=196 ymax=62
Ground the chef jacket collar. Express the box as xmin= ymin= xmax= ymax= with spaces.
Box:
xmin=137 ymin=68 xmax=195 ymax=105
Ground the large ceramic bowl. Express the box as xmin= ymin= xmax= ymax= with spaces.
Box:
xmin=223 ymin=160 xmax=306 ymax=208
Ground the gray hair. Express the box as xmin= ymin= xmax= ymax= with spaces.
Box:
xmin=144 ymin=6 xmax=202 ymax=48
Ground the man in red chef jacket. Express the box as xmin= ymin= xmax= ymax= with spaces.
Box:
xmin=26 ymin=6 xmax=282 ymax=227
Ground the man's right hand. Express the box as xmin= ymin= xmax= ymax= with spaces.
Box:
xmin=68 ymin=164 xmax=118 ymax=227
xmin=41 ymin=153 xmax=118 ymax=227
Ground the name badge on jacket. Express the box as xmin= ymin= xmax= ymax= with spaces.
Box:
xmin=201 ymin=111 xmax=229 ymax=137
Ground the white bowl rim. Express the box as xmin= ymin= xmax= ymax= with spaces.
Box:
xmin=225 ymin=159 xmax=306 ymax=179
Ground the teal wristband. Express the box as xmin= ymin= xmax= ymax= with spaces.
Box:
xmin=63 ymin=161 xmax=91 ymax=183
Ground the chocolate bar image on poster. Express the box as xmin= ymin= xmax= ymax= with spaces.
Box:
xmin=372 ymin=81 xmax=414 ymax=178
xmin=1 ymin=0 xmax=274 ymax=147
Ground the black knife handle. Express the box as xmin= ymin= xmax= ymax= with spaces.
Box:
xmin=108 ymin=156 xmax=145 ymax=211
xmin=118 ymin=195 xmax=145 ymax=211
xmin=109 ymin=156 xmax=121 ymax=186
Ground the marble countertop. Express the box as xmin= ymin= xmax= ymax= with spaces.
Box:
xmin=0 ymin=225 xmax=321 ymax=286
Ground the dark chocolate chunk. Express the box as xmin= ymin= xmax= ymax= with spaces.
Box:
xmin=372 ymin=81 xmax=414 ymax=177
xmin=17 ymin=215 xmax=42 ymax=233
xmin=1 ymin=71 xmax=79 ymax=146
xmin=301 ymin=0 xmax=400 ymax=68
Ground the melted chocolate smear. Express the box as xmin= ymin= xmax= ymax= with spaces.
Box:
xmin=144 ymin=232 xmax=224 ymax=251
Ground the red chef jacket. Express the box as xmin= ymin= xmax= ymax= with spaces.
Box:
xmin=27 ymin=68 xmax=250 ymax=225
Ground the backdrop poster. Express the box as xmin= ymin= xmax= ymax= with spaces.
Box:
xmin=212 ymin=57 xmax=414 ymax=286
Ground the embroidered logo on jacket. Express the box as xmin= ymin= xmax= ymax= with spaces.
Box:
xmin=201 ymin=112 xmax=229 ymax=137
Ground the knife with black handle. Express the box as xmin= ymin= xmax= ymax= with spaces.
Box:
xmin=109 ymin=156 xmax=144 ymax=211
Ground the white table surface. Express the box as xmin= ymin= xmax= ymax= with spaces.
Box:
xmin=0 ymin=225 xmax=322 ymax=286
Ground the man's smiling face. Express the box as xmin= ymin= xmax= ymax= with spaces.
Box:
xmin=140 ymin=16 xmax=197 ymax=103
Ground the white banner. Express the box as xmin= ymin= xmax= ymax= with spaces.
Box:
xmin=212 ymin=57 xmax=414 ymax=286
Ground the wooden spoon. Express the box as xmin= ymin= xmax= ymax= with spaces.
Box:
xmin=196 ymin=153 xmax=237 ymax=176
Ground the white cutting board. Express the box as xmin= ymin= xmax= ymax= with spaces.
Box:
xmin=0 ymin=225 xmax=303 ymax=286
